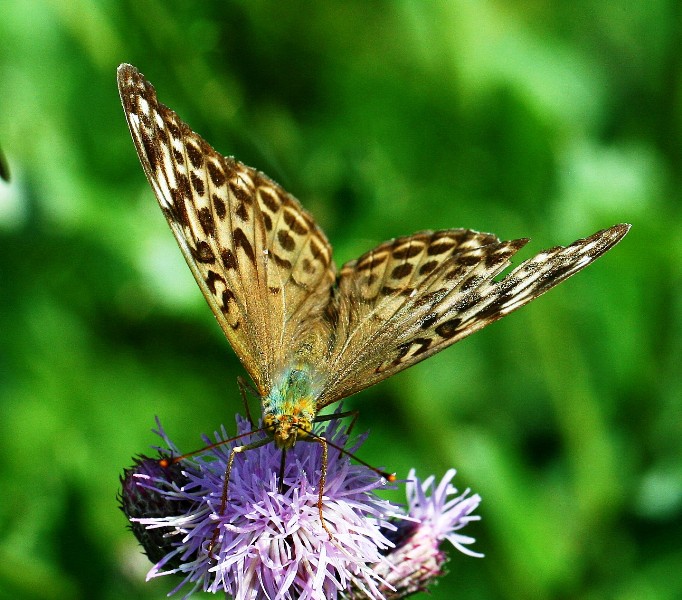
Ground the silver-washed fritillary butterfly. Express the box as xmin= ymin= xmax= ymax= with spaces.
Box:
xmin=117 ymin=63 xmax=629 ymax=544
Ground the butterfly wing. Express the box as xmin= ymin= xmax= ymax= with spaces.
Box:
xmin=118 ymin=65 xmax=335 ymax=395
xmin=316 ymin=224 xmax=629 ymax=408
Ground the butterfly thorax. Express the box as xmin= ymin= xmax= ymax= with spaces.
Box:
xmin=262 ymin=365 xmax=318 ymax=449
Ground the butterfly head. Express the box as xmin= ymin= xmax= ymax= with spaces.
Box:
xmin=263 ymin=412 xmax=313 ymax=449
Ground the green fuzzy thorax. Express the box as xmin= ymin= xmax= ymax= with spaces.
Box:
xmin=263 ymin=365 xmax=317 ymax=422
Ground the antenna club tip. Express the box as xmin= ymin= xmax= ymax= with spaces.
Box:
xmin=158 ymin=458 xmax=171 ymax=468
xmin=386 ymin=473 xmax=397 ymax=482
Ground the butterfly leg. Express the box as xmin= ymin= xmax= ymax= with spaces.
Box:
xmin=310 ymin=415 xmax=396 ymax=485
xmin=278 ymin=449 xmax=287 ymax=494
xmin=314 ymin=435 xmax=334 ymax=540
xmin=207 ymin=436 xmax=270 ymax=559
xmin=237 ymin=376 xmax=258 ymax=426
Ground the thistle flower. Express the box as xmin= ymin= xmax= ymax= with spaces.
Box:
xmin=119 ymin=453 xmax=196 ymax=569
xmin=120 ymin=415 xmax=482 ymax=599
xmin=344 ymin=470 xmax=483 ymax=599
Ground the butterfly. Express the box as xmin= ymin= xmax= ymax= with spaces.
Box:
xmin=117 ymin=64 xmax=629 ymax=531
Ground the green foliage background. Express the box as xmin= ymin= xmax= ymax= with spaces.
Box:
xmin=0 ymin=1 xmax=679 ymax=599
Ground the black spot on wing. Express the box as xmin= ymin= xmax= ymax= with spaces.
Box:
xmin=278 ymin=230 xmax=296 ymax=251
xmin=391 ymin=263 xmax=413 ymax=279
xmin=207 ymin=161 xmax=225 ymax=187
xmin=206 ymin=270 xmax=226 ymax=294
xmin=213 ymin=196 xmax=226 ymax=219
xmin=233 ymin=228 xmax=256 ymax=264
xmin=190 ymin=172 xmax=205 ymax=196
xmin=435 ymin=318 xmax=462 ymax=339
xmin=186 ymin=142 xmax=203 ymax=168
xmin=392 ymin=244 xmax=422 ymax=259
xmin=198 ymin=207 xmax=215 ymax=236
xmin=193 ymin=241 xmax=215 ymax=263
xmin=221 ymin=248 xmax=237 ymax=270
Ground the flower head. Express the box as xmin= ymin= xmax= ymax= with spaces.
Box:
xmin=119 ymin=453 xmax=196 ymax=569
xmin=345 ymin=469 xmax=483 ymax=599
xmin=120 ymin=415 xmax=482 ymax=599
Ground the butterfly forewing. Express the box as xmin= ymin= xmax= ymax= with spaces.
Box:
xmin=117 ymin=64 xmax=335 ymax=395
xmin=315 ymin=224 xmax=629 ymax=408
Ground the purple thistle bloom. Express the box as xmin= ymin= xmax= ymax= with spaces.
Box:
xmin=345 ymin=470 xmax=483 ymax=599
xmin=120 ymin=415 xmax=482 ymax=599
